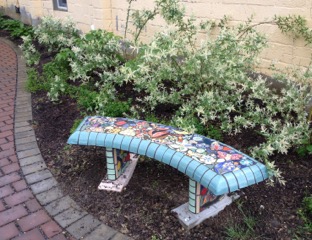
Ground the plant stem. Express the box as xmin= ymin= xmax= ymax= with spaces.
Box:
xmin=124 ymin=0 xmax=134 ymax=40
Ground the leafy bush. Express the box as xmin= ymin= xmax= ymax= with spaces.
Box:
xmin=298 ymin=195 xmax=312 ymax=232
xmin=41 ymin=51 xmax=71 ymax=101
xmin=0 ymin=16 xmax=33 ymax=38
xmin=19 ymin=35 xmax=40 ymax=66
xmin=25 ymin=68 xmax=49 ymax=92
xmin=69 ymin=29 xmax=123 ymax=83
xmin=34 ymin=16 xmax=80 ymax=52
xmin=72 ymin=86 xmax=99 ymax=113
xmin=121 ymin=0 xmax=312 ymax=183
xmin=97 ymin=99 xmax=131 ymax=117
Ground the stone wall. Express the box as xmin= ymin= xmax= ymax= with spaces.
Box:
xmin=1 ymin=0 xmax=311 ymax=72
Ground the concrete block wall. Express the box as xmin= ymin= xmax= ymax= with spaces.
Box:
xmin=1 ymin=0 xmax=113 ymax=32
xmin=111 ymin=0 xmax=312 ymax=72
xmin=40 ymin=0 xmax=112 ymax=33
xmin=0 ymin=0 xmax=311 ymax=72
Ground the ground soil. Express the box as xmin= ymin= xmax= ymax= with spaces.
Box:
xmin=1 ymin=29 xmax=311 ymax=240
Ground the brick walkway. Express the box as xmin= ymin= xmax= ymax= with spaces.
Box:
xmin=0 ymin=39 xmax=131 ymax=240
xmin=0 ymin=40 xmax=73 ymax=240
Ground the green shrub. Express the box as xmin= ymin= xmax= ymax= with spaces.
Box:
xmin=74 ymin=86 xmax=99 ymax=113
xmin=41 ymin=50 xmax=72 ymax=101
xmin=97 ymin=100 xmax=131 ymax=117
xmin=298 ymin=195 xmax=312 ymax=233
xmin=34 ymin=16 xmax=80 ymax=52
xmin=19 ymin=35 xmax=40 ymax=66
xmin=25 ymin=68 xmax=49 ymax=92
xmin=68 ymin=29 xmax=124 ymax=84
xmin=0 ymin=16 xmax=33 ymax=38
xmin=121 ymin=1 xmax=312 ymax=184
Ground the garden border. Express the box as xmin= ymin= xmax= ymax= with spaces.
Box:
xmin=1 ymin=37 xmax=132 ymax=240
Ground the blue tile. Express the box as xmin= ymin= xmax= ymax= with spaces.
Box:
xmin=256 ymin=163 xmax=268 ymax=180
xmin=137 ymin=140 xmax=152 ymax=155
xmin=185 ymin=161 xmax=201 ymax=180
xmin=78 ymin=132 xmax=90 ymax=145
xmin=67 ymin=132 xmax=80 ymax=144
xmin=106 ymin=157 xmax=115 ymax=164
xmin=249 ymin=164 xmax=266 ymax=183
xmin=145 ymin=142 xmax=160 ymax=158
xmin=208 ymin=175 xmax=229 ymax=195
xmin=107 ymin=169 xmax=116 ymax=175
xmin=189 ymin=190 xmax=196 ymax=200
xmin=188 ymin=205 xmax=196 ymax=214
xmin=177 ymin=157 xmax=193 ymax=173
xmin=241 ymin=168 xmax=256 ymax=185
xmin=88 ymin=132 xmax=98 ymax=146
xmin=105 ymin=148 xmax=113 ymax=157
xmin=154 ymin=145 xmax=169 ymax=161
xmin=107 ymin=174 xmax=116 ymax=181
xmin=232 ymin=169 xmax=248 ymax=189
xmin=223 ymin=173 xmax=239 ymax=192
xmin=169 ymin=152 xmax=185 ymax=169
xmin=129 ymin=138 xmax=142 ymax=154
xmin=189 ymin=185 xmax=196 ymax=194
xmin=120 ymin=136 xmax=134 ymax=152
xmin=192 ymin=164 xmax=209 ymax=181
xmin=112 ymin=135 xmax=124 ymax=149
xmin=188 ymin=198 xmax=196 ymax=207
xmin=200 ymin=170 xmax=218 ymax=188
xmin=189 ymin=179 xmax=196 ymax=188
xmin=95 ymin=134 xmax=106 ymax=147
xmin=104 ymin=134 xmax=116 ymax=148
xmin=161 ymin=148 xmax=176 ymax=165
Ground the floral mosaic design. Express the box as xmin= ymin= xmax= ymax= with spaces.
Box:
xmin=81 ymin=116 xmax=257 ymax=174
xmin=199 ymin=185 xmax=221 ymax=212
xmin=115 ymin=149 xmax=131 ymax=176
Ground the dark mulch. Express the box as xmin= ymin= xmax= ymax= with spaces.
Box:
xmin=31 ymin=91 xmax=312 ymax=240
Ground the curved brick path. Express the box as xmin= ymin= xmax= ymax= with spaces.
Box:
xmin=0 ymin=39 xmax=131 ymax=240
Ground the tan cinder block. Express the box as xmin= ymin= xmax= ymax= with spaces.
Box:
xmin=222 ymin=0 xmax=275 ymax=6
xmin=103 ymin=9 xmax=112 ymax=20
xmin=276 ymin=0 xmax=307 ymax=8
xmin=0 ymin=0 xmax=5 ymax=6
xmin=92 ymin=0 xmax=105 ymax=9
xmin=93 ymin=8 xmax=104 ymax=20
xmin=293 ymin=46 xmax=312 ymax=59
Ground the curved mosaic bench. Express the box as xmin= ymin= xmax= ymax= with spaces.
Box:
xmin=68 ymin=116 xmax=268 ymax=228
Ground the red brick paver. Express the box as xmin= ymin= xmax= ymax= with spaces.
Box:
xmin=0 ymin=40 xmax=74 ymax=240
xmin=0 ymin=223 xmax=20 ymax=239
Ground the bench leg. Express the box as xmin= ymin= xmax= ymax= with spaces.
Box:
xmin=106 ymin=148 xmax=131 ymax=180
xmin=172 ymin=179 xmax=239 ymax=230
xmin=188 ymin=179 xmax=222 ymax=214
xmin=98 ymin=148 xmax=139 ymax=192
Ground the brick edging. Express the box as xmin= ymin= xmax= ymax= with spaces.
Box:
xmin=0 ymin=37 xmax=131 ymax=240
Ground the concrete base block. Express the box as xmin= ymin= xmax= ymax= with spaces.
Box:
xmin=172 ymin=194 xmax=240 ymax=230
xmin=98 ymin=154 xmax=139 ymax=192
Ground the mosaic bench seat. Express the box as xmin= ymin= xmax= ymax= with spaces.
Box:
xmin=67 ymin=116 xmax=268 ymax=229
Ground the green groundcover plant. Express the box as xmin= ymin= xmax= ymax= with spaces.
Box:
xmin=17 ymin=0 xmax=312 ymax=185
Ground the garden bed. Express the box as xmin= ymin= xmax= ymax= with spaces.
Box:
xmin=31 ymin=90 xmax=311 ymax=240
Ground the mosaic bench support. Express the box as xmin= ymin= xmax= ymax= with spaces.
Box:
xmin=98 ymin=148 xmax=139 ymax=192
xmin=67 ymin=116 xmax=268 ymax=229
